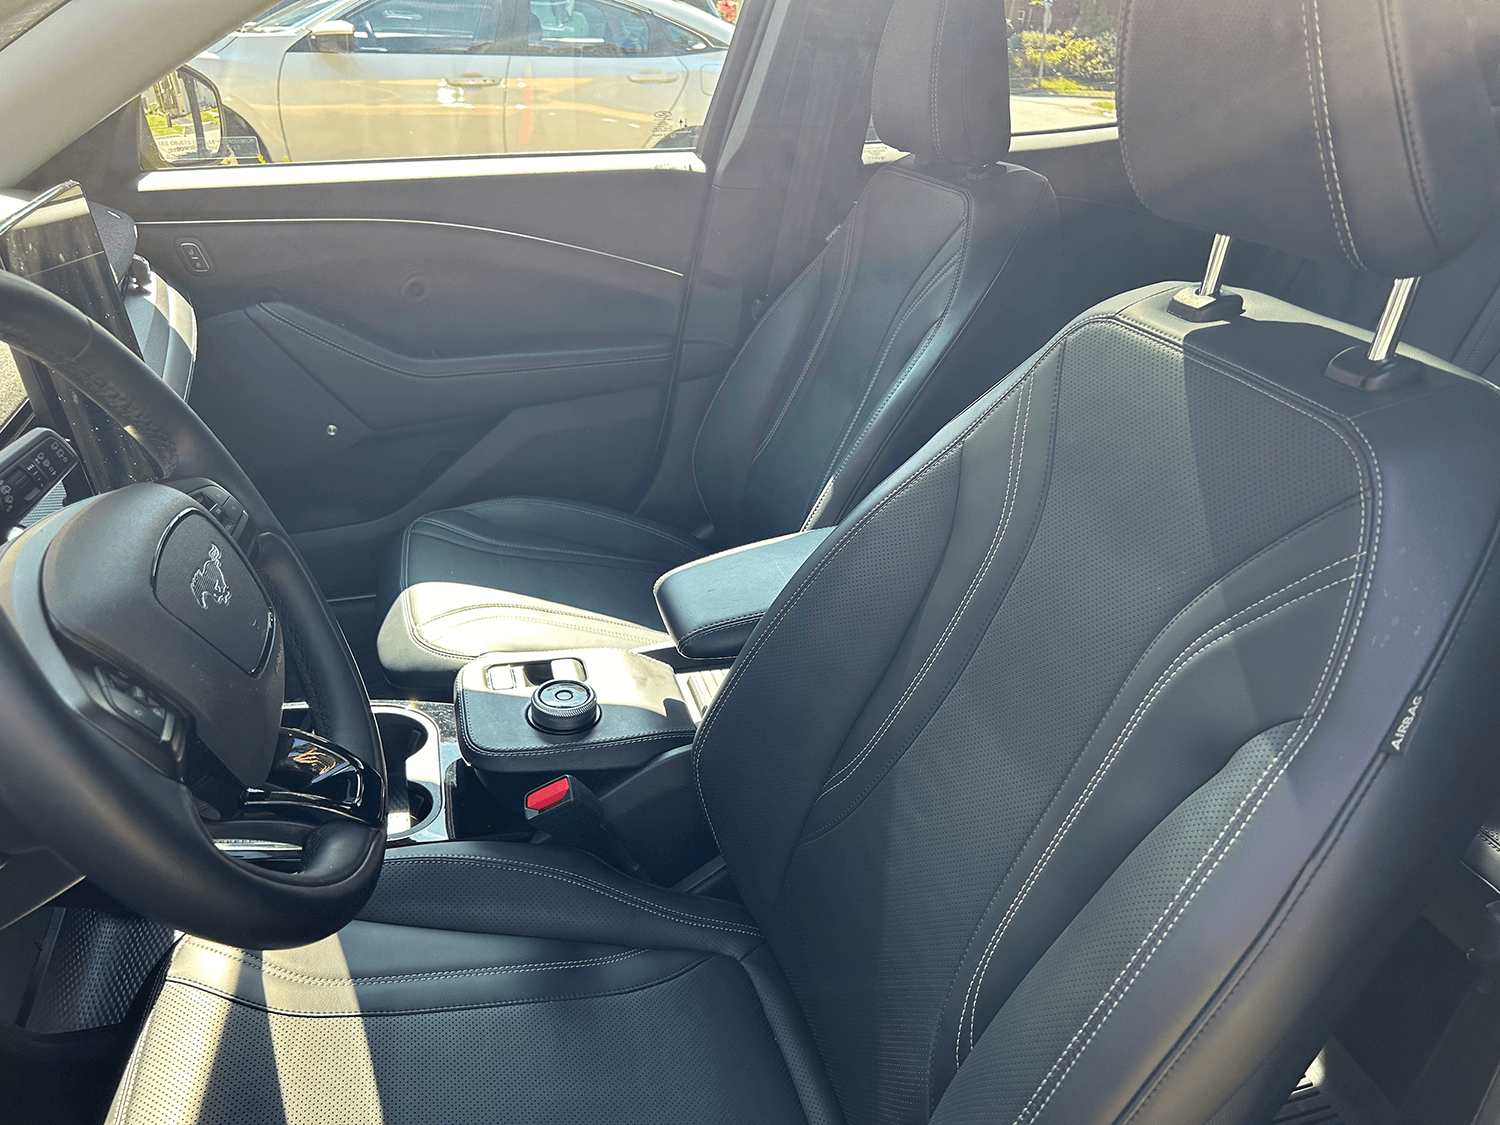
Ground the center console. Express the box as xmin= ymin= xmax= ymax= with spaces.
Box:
xmin=358 ymin=527 xmax=834 ymax=894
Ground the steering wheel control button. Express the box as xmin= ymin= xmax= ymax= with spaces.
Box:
xmin=94 ymin=666 xmax=175 ymax=741
xmin=153 ymin=512 xmax=273 ymax=674
xmin=189 ymin=484 xmax=249 ymax=537
xmin=526 ymin=680 xmax=601 ymax=735
xmin=0 ymin=428 xmax=76 ymax=530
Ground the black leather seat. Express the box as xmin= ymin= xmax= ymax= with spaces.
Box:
xmin=112 ymin=2 xmax=1500 ymax=1123
xmin=375 ymin=0 xmax=1059 ymax=686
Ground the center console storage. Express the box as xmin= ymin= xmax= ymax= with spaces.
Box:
xmin=455 ymin=647 xmax=697 ymax=778
xmin=298 ymin=531 xmax=844 ymax=894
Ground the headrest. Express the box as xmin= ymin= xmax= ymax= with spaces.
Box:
xmin=1119 ymin=0 xmax=1500 ymax=278
xmin=871 ymin=0 xmax=1012 ymax=169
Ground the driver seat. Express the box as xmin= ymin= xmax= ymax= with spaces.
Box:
xmin=109 ymin=1 xmax=1500 ymax=1123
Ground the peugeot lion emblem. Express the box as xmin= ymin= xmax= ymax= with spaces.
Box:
xmin=191 ymin=543 xmax=232 ymax=609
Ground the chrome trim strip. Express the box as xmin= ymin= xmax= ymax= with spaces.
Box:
xmin=136 ymin=216 xmax=685 ymax=278
xmin=136 ymin=149 xmax=706 ymax=192
xmin=214 ymin=839 xmax=303 ymax=860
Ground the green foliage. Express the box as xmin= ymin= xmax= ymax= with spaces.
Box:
xmin=1009 ymin=27 xmax=1116 ymax=89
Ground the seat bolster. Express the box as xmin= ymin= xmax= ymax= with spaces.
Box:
xmin=378 ymin=581 xmax=669 ymax=683
xmin=361 ymin=842 xmax=765 ymax=958
xmin=1465 ymin=806 xmax=1500 ymax=894
xmin=816 ymin=163 xmax=1061 ymax=528
xmin=447 ymin=496 xmax=706 ymax=563
xmin=110 ymin=843 xmax=828 ymax=1125
xmin=167 ymin=924 xmax=704 ymax=1018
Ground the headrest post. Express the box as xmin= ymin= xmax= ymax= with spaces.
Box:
xmin=1326 ymin=277 xmax=1425 ymax=393
xmin=1367 ymin=278 xmax=1420 ymax=363
xmin=1197 ymin=234 xmax=1233 ymax=299
xmin=1169 ymin=235 xmax=1243 ymax=323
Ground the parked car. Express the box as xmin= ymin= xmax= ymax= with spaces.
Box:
xmin=190 ymin=0 xmax=731 ymax=162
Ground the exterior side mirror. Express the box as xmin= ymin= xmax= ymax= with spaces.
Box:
xmin=141 ymin=67 xmax=230 ymax=166
xmin=309 ymin=19 xmax=357 ymax=53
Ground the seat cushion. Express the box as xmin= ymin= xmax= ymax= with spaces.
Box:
xmin=106 ymin=844 xmax=841 ymax=1125
xmin=377 ymin=498 xmax=705 ymax=685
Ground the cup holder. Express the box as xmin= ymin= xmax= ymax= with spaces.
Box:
xmin=281 ymin=702 xmax=444 ymax=840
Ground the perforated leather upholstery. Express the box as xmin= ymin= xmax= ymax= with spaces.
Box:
xmin=114 ymin=2 xmax=1500 ymax=1122
xmin=376 ymin=0 xmax=1060 ymax=686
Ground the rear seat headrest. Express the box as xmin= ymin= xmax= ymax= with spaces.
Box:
xmin=1118 ymin=0 xmax=1500 ymax=278
xmin=872 ymin=0 xmax=1012 ymax=170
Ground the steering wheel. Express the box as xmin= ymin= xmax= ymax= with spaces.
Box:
xmin=0 ymin=271 xmax=386 ymax=950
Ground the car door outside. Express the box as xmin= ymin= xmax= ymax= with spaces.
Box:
xmin=277 ymin=0 xmax=510 ymax=161
xmin=507 ymin=0 xmax=690 ymax=153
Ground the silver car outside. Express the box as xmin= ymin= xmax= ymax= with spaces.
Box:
xmin=191 ymin=0 xmax=732 ymax=163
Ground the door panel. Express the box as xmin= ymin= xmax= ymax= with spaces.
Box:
xmin=109 ymin=156 xmax=707 ymax=596
xmin=131 ymin=217 xmax=682 ymax=353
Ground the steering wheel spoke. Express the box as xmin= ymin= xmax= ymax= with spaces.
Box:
xmin=242 ymin=727 xmax=386 ymax=830
xmin=0 ymin=269 xmax=386 ymax=949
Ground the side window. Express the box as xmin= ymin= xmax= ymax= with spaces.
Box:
xmin=525 ymin=0 xmax=659 ymax=57
xmin=135 ymin=0 xmax=732 ymax=167
xmin=348 ymin=0 xmax=489 ymax=53
xmin=660 ymin=19 xmax=713 ymax=55
xmin=1007 ymin=0 xmax=1116 ymax=134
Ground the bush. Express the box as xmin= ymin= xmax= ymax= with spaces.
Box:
xmin=1010 ymin=28 xmax=1116 ymax=89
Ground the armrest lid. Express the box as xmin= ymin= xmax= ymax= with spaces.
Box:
xmin=654 ymin=528 xmax=834 ymax=660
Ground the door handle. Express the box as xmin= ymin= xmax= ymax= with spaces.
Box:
xmin=447 ymin=72 xmax=504 ymax=87
xmin=628 ymin=71 xmax=681 ymax=84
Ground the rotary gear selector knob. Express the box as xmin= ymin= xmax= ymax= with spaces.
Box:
xmin=526 ymin=680 xmax=600 ymax=735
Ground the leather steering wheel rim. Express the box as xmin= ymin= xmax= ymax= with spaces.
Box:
xmin=0 ymin=270 xmax=385 ymax=949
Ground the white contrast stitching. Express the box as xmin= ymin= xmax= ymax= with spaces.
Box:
xmin=415 ymin=518 xmax=665 ymax=566
xmin=691 ymin=308 xmax=1155 ymax=861
xmin=182 ymin=941 xmax=644 ymax=986
xmin=379 ymin=856 xmax=761 ymax=936
xmin=463 ymin=496 xmax=704 ymax=553
xmin=956 ymin=566 xmax=1359 ymax=1061
xmin=1303 ymin=0 xmax=1365 ymax=269
xmin=819 ymin=377 xmax=1033 ymax=800
xmin=1007 ymin=349 xmax=1380 ymax=1125
xmin=752 ymin=201 xmax=864 ymax=464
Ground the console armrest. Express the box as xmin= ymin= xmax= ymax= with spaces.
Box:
xmin=653 ymin=528 xmax=834 ymax=660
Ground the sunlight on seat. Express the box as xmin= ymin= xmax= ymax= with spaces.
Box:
xmin=261 ymin=934 xmax=384 ymax=1125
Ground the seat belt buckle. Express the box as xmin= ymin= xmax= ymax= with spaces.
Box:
xmin=524 ymin=775 xmax=643 ymax=877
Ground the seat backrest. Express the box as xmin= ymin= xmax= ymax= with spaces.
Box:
xmin=695 ymin=2 xmax=1500 ymax=1122
xmin=691 ymin=0 xmax=1059 ymax=547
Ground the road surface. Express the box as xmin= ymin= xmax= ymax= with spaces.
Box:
xmin=1009 ymin=93 xmax=1114 ymax=134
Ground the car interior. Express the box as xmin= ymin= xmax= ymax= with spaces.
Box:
xmin=4 ymin=0 xmax=1500 ymax=1123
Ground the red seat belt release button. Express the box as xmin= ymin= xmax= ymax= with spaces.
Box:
xmin=525 ymin=776 xmax=572 ymax=812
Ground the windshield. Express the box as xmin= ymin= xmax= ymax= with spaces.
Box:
xmin=240 ymin=0 xmax=344 ymax=31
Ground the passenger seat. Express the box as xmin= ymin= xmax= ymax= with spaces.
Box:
xmin=376 ymin=0 xmax=1061 ymax=688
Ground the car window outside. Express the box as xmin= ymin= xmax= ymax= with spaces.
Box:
xmin=138 ymin=0 xmax=732 ymax=168
xmin=1008 ymin=0 xmax=1116 ymax=134
xmin=348 ymin=0 xmax=490 ymax=53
